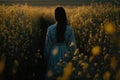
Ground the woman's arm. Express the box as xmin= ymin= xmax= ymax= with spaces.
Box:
xmin=44 ymin=28 xmax=52 ymax=59
xmin=67 ymin=27 xmax=77 ymax=53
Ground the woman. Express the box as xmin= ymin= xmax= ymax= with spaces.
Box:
xmin=44 ymin=7 xmax=76 ymax=79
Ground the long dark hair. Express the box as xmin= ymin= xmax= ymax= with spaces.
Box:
xmin=55 ymin=7 xmax=68 ymax=43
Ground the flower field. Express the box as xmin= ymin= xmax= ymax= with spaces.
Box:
xmin=0 ymin=3 xmax=120 ymax=80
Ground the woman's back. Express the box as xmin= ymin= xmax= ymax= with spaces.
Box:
xmin=47 ymin=24 xmax=74 ymax=45
xmin=44 ymin=24 xmax=76 ymax=70
xmin=44 ymin=7 xmax=76 ymax=80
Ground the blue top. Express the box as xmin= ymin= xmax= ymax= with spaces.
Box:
xmin=44 ymin=24 xmax=76 ymax=70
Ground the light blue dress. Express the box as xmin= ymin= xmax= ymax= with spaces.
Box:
xmin=44 ymin=24 xmax=76 ymax=71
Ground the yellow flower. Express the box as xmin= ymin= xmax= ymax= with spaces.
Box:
xmin=74 ymin=49 xmax=79 ymax=55
xmin=91 ymin=46 xmax=101 ymax=56
xmin=81 ymin=62 xmax=89 ymax=70
xmin=78 ymin=71 xmax=82 ymax=76
xmin=84 ymin=55 xmax=88 ymax=59
xmin=62 ymin=62 xmax=73 ymax=80
xmin=104 ymin=54 xmax=109 ymax=60
xmin=103 ymin=71 xmax=111 ymax=80
xmin=110 ymin=56 xmax=118 ymax=70
xmin=52 ymin=47 xmax=58 ymax=56
xmin=78 ymin=60 xmax=83 ymax=65
xmin=57 ymin=62 xmax=61 ymax=66
xmin=94 ymin=63 xmax=98 ymax=67
xmin=47 ymin=70 xmax=53 ymax=78
xmin=78 ymin=54 xmax=82 ymax=58
xmin=70 ymin=42 xmax=75 ymax=47
xmin=64 ymin=54 xmax=68 ymax=57
xmin=89 ymin=33 xmax=92 ymax=38
xmin=94 ymin=73 xmax=99 ymax=79
xmin=72 ymin=67 xmax=75 ymax=71
xmin=72 ymin=56 xmax=77 ymax=61
xmin=104 ymin=22 xmax=116 ymax=35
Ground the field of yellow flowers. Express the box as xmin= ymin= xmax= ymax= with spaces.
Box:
xmin=0 ymin=3 xmax=120 ymax=80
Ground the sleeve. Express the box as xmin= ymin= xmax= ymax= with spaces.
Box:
xmin=67 ymin=28 xmax=77 ymax=53
xmin=44 ymin=28 xmax=52 ymax=59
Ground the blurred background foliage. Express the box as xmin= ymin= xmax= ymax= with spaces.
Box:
xmin=0 ymin=3 xmax=120 ymax=80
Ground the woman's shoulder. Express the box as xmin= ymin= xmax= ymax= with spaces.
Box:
xmin=47 ymin=24 xmax=73 ymax=32
xmin=47 ymin=24 xmax=56 ymax=31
